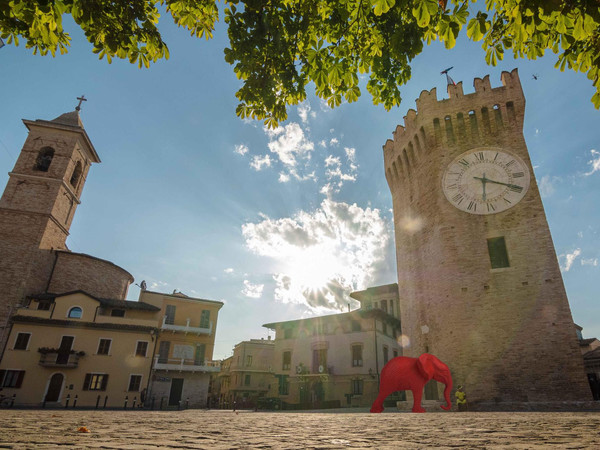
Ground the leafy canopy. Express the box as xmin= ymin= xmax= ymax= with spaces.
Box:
xmin=2 ymin=0 xmax=599 ymax=127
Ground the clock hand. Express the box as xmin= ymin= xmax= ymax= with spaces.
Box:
xmin=473 ymin=174 xmax=488 ymax=202
xmin=480 ymin=177 xmax=522 ymax=190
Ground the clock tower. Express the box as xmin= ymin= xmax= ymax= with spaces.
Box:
xmin=383 ymin=69 xmax=591 ymax=407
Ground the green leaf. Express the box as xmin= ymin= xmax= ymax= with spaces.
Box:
xmin=412 ymin=0 xmax=438 ymax=27
xmin=373 ymin=0 xmax=395 ymax=16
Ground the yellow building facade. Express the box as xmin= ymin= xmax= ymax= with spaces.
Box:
xmin=140 ymin=290 xmax=223 ymax=408
xmin=0 ymin=291 xmax=159 ymax=407
xmin=264 ymin=284 xmax=403 ymax=409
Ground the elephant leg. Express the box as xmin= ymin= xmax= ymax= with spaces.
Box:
xmin=411 ymin=387 xmax=426 ymax=413
xmin=370 ymin=387 xmax=396 ymax=413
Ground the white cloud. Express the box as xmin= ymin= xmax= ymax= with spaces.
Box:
xmin=330 ymin=137 xmax=339 ymax=146
xmin=149 ymin=280 xmax=168 ymax=290
xmin=323 ymin=148 xmax=358 ymax=193
xmin=345 ymin=147 xmax=356 ymax=162
xmin=278 ymin=172 xmax=291 ymax=183
xmin=319 ymin=140 xmax=327 ymax=148
xmin=224 ymin=268 xmax=234 ymax=274
xmin=584 ymin=149 xmax=600 ymax=176
xmin=242 ymin=199 xmax=390 ymax=311
xmin=561 ymin=248 xmax=581 ymax=272
xmin=298 ymin=102 xmax=316 ymax=124
xmin=538 ymin=175 xmax=557 ymax=198
xmin=250 ymin=154 xmax=272 ymax=171
xmin=242 ymin=280 xmax=264 ymax=298
xmin=266 ymin=122 xmax=314 ymax=167
xmin=581 ymin=258 xmax=598 ymax=267
xmin=234 ymin=144 xmax=249 ymax=156
xmin=325 ymin=155 xmax=341 ymax=167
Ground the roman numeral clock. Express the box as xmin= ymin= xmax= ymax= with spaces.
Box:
xmin=382 ymin=70 xmax=591 ymax=409
xmin=442 ymin=148 xmax=531 ymax=214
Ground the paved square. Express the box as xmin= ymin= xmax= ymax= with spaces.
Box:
xmin=1 ymin=409 xmax=599 ymax=448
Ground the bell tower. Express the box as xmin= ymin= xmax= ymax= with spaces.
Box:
xmin=0 ymin=109 xmax=100 ymax=345
xmin=383 ymin=69 xmax=591 ymax=408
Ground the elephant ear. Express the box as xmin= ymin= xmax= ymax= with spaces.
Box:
xmin=416 ymin=353 xmax=435 ymax=380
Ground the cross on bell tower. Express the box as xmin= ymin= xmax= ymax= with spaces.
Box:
xmin=75 ymin=95 xmax=87 ymax=111
xmin=0 ymin=107 xmax=101 ymax=348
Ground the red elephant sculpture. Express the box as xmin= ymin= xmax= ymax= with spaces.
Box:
xmin=370 ymin=353 xmax=453 ymax=413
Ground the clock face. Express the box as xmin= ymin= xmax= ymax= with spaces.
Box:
xmin=442 ymin=148 xmax=531 ymax=215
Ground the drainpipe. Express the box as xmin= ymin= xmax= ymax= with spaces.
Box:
xmin=0 ymin=304 xmax=16 ymax=360
xmin=374 ymin=317 xmax=380 ymax=389
xmin=146 ymin=328 xmax=160 ymax=401
xmin=45 ymin=251 xmax=60 ymax=293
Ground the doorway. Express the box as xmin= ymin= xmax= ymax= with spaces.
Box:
xmin=424 ymin=379 xmax=439 ymax=400
xmin=169 ymin=378 xmax=184 ymax=406
xmin=45 ymin=373 xmax=64 ymax=402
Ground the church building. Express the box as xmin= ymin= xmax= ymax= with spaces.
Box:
xmin=0 ymin=107 xmax=222 ymax=408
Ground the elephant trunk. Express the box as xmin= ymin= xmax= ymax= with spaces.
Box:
xmin=441 ymin=381 xmax=452 ymax=410
xmin=433 ymin=371 xmax=452 ymax=411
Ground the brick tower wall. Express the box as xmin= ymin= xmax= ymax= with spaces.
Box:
xmin=0 ymin=113 xmax=97 ymax=351
xmin=47 ymin=251 xmax=133 ymax=300
xmin=383 ymin=69 xmax=590 ymax=405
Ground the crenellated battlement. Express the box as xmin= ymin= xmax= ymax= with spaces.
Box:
xmin=383 ymin=69 xmax=525 ymax=189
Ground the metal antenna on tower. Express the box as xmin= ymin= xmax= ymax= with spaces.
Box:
xmin=440 ymin=67 xmax=455 ymax=86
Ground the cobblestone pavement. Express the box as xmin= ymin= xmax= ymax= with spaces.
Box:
xmin=1 ymin=409 xmax=599 ymax=449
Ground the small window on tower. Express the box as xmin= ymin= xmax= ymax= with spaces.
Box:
xmin=487 ymin=237 xmax=510 ymax=269
xmin=35 ymin=147 xmax=54 ymax=172
xmin=69 ymin=161 xmax=82 ymax=188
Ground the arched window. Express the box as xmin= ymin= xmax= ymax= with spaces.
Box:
xmin=445 ymin=115 xmax=455 ymax=145
xmin=68 ymin=307 xmax=82 ymax=319
xmin=506 ymin=101 xmax=516 ymax=125
xmin=469 ymin=110 xmax=479 ymax=139
xmin=433 ymin=118 xmax=442 ymax=145
xmin=481 ymin=107 xmax=492 ymax=134
xmin=35 ymin=147 xmax=55 ymax=172
xmin=493 ymin=104 xmax=503 ymax=130
xmin=457 ymin=113 xmax=466 ymax=139
xmin=69 ymin=161 xmax=82 ymax=188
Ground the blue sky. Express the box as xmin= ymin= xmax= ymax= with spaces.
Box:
xmin=1 ymin=14 xmax=599 ymax=359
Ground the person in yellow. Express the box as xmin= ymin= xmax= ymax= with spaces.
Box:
xmin=455 ymin=385 xmax=467 ymax=411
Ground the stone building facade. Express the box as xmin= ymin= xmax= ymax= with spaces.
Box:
xmin=221 ymin=338 xmax=275 ymax=409
xmin=383 ymin=69 xmax=590 ymax=408
xmin=264 ymin=284 xmax=402 ymax=409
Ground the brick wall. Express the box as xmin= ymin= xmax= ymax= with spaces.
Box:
xmin=48 ymin=251 xmax=133 ymax=300
xmin=384 ymin=69 xmax=591 ymax=405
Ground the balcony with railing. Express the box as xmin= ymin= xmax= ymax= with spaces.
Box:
xmin=161 ymin=317 xmax=213 ymax=335
xmin=153 ymin=356 xmax=221 ymax=373
xmin=38 ymin=350 xmax=84 ymax=368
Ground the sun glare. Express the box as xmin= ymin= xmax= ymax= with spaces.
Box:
xmin=286 ymin=249 xmax=339 ymax=291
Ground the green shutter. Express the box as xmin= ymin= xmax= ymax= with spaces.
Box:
xmin=101 ymin=374 xmax=109 ymax=391
xmin=15 ymin=371 xmax=25 ymax=388
xmin=83 ymin=373 xmax=91 ymax=390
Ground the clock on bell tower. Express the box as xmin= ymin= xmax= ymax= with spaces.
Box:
xmin=383 ymin=69 xmax=591 ymax=408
